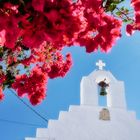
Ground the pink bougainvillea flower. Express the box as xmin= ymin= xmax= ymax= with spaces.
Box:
xmin=0 ymin=86 xmax=4 ymax=101
xmin=0 ymin=29 xmax=6 ymax=46
xmin=48 ymin=53 xmax=72 ymax=79
xmin=0 ymin=73 xmax=6 ymax=85
xmin=4 ymin=16 xmax=20 ymax=49
xmin=4 ymin=2 xmax=19 ymax=13
xmin=135 ymin=13 xmax=140 ymax=27
xmin=130 ymin=0 xmax=140 ymax=32
xmin=126 ymin=24 xmax=135 ymax=36
xmin=32 ymin=0 xmax=46 ymax=12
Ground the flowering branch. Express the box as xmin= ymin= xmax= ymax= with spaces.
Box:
xmin=0 ymin=0 xmax=139 ymax=105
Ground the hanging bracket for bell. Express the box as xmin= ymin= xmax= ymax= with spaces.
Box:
xmin=98 ymin=81 xmax=109 ymax=96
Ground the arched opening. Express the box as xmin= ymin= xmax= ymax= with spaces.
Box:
xmin=98 ymin=92 xmax=107 ymax=106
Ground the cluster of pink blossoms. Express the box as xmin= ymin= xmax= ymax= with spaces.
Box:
xmin=126 ymin=0 xmax=140 ymax=35
xmin=0 ymin=0 xmax=122 ymax=51
xmin=74 ymin=0 xmax=122 ymax=52
xmin=0 ymin=0 xmax=137 ymax=105
xmin=12 ymin=66 xmax=48 ymax=105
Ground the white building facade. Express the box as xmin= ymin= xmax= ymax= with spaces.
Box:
xmin=26 ymin=60 xmax=140 ymax=140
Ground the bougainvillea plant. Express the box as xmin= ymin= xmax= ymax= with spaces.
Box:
xmin=0 ymin=0 xmax=139 ymax=105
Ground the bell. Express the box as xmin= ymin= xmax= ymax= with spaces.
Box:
xmin=100 ymin=87 xmax=107 ymax=96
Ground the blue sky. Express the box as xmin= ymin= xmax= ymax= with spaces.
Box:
xmin=0 ymin=19 xmax=140 ymax=140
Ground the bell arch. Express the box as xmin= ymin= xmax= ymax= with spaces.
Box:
xmin=80 ymin=70 xmax=127 ymax=109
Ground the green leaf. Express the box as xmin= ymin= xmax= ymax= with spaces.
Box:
xmin=27 ymin=16 xmax=33 ymax=22
xmin=108 ymin=3 xmax=117 ymax=12
xmin=123 ymin=19 xmax=128 ymax=22
xmin=116 ymin=11 xmax=121 ymax=16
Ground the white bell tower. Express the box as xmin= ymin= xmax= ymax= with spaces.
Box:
xmin=25 ymin=60 xmax=140 ymax=140
xmin=80 ymin=60 xmax=127 ymax=109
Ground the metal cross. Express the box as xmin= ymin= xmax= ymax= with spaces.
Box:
xmin=96 ymin=60 xmax=106 ymax=70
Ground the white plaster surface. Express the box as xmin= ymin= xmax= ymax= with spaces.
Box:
xmin=25 ymin=68 xmax=140 ymax=140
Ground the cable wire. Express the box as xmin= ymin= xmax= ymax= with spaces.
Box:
xmin=0 ymin=118 xmax=45 ymax=127
xmin=9 ymin=88 xmax=48 ymax=123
